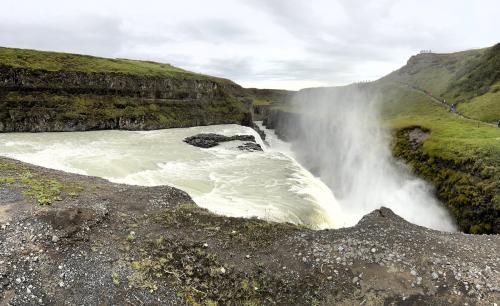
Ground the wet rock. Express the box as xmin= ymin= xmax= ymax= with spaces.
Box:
xmin=184 ymin=133 xmax=257 ymax=148
xmin=237 ymin=142 xmax=263 ymax=152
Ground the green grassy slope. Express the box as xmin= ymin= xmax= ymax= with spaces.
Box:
xmin=447 ymin=43 xmax=500 ymax=100
xmin=243 ymin=88 xmax=295 ymax=107
xmin=379 ymin=83 xmax=500 ymax=164
xmin=0 ymin=47 xmax=233 ymax=84
xmin=376 ymin=82 xmax=500 ymax=233
xmin=381 ymin=43 xmax=500 ymax=123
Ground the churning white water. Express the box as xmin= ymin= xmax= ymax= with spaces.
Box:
xmin=288 ymin=86 xmax=457 ymax=232
xmin=0 ymin=124 xmax=341 ymax=229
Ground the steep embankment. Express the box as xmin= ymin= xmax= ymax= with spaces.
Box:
xmin=377 ymin=44 xmax=500 ymax=234
xmin=0 ymin=47 xmax=252 ymax=132
xmin=0 ymin=157 xmax=498 ymax=305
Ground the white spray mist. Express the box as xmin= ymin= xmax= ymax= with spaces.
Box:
xmin=288 ymin=85 xmax=456 ymax=231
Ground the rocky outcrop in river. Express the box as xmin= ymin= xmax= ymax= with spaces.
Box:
xmin=183 ymin=133 xmax=260 ymax=150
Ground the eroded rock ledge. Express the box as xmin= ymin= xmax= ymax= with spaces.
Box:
xmin=0 ymin=157 xmax=498 ymax=305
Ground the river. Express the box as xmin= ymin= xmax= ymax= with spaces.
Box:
xmin=0 ymin=123 xmax=342 ymax=229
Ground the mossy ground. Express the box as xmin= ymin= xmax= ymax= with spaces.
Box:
xmin=0 ymin=159 xmax=82 ymax=205
xmin=120 ymin=203 xmax=326 ymax=305
xmin=251 ymin=97 xmax=272 ymax=106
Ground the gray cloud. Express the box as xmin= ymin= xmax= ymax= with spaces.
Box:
xmin=0 ymin=15 xmax=126 ymax=56
xmin=0 ymin=0 xmax=499 ymax=90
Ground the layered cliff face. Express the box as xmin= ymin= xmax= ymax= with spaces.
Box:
xmin=0 ymin=48 xmax=252 ymax=132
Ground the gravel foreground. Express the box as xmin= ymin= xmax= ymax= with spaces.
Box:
xmin=0 ymin=157 xmax=498 ymax=305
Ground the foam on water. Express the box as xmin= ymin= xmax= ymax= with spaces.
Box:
xmin=0 ymin=124 xmax=341 ymax=229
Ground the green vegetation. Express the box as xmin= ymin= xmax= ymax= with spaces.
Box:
xmin=0 ymin=159 xmax=83 ymax=205
xmin=111 ymin=272 xmax=120 ymax=286
xmin=20 ymin=172 xmax=64 ymax=205
xmin=0 ymin=47 xmax=252 ymax=131
xmin=381 ymin=43 xmax=500 ymax=122
xmin=375 ymin=44 xmax=500 ymax=233
xmin=456 ymin=83 xmax=500 ymax=122
xmin=447 ymin=43 xmax=500 ymax=100
xmin=121 ymin=204 xmax=319 ymax=305
xmin=376 ymin=83 xmax=500 ymax=233
xmin=0 ymin=91 xmax=250 ymax=131
xmin=0 ymin=177 xmax=16 ymax=184
xmin=0 ymin=47 xmax=232 ymax=84
xmin=381 ymin=48 xmax=485 ymax=96
xmin=244 ymin=88 xmax=294 ymax=107
xmin=251 ymin=97 xmax=272 ymax=106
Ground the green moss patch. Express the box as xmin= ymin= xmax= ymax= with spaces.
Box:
xmin=0 ymin=159 xmax=83 ymax=205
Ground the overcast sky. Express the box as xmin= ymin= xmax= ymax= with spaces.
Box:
xmin=1 ymin=0 xmax=499 ymax=90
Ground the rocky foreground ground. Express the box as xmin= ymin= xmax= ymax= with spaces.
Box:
xmin=0 ymin=157 xmax=498 ymax=305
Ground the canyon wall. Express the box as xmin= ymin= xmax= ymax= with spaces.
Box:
xmin=0 ymin=65 xmax=252 ymax=132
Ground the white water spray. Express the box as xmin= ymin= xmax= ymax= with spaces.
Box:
xmin=287 ymin=85 xmax=456 ymax=231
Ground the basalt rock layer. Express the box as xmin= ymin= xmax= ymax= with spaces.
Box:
xmin=0 ymin=53 xmax=252 ymax=132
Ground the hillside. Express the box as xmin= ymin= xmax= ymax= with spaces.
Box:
xmin=374 ymin=82 xmax=500 ymax=233
xmin=373 ymin=44 xmax=500 ymax=233
xmin=357 ymin=45 xmax=500 ymax=233
xmin=262 ymin=44 xmax=500 ymax=234
xmin=381 ymin=43 xmax=500 ymax=123
xmin=0 ymin=47 xmax=252 ymax=132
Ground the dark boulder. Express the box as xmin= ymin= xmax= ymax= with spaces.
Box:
xmin=237 ymin=142 xmax=263 ymax=152
xmin=184 ymin=133 xmax=256 ymax=149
